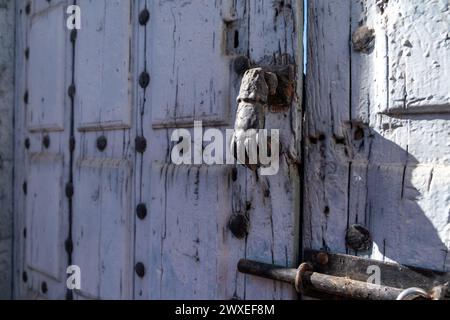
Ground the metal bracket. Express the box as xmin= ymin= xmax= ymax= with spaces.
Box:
xmin=237 ymin=250 xmax=450 ymax=300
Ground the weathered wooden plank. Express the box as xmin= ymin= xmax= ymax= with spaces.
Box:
xmin=75 ymin=0 xmax=133 ymax=131
xmin=0 ymin=0 xmax=15 ymax=299
xmin=306 ymin=0 xmax=450 ymax=278
xmin=72 ymin=159 xmax=133 ymax=300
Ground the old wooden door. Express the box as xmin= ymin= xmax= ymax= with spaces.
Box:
xmin=305 ymin=0 xmax=449 ymax=274
xmin=14 ymin=0 xmax=303 ymax=300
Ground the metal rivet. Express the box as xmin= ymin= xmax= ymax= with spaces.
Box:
xmin=135 ymin=262 xmax=146 ymax=278
xmin=228 ymin=214 xmax=249 ymax=239
xmin=23 ymin=181 xmax=27 ymax=195
xmin=25 ymin=2 xmax=31 ymax=15
xmin=24 ymin=138 xmax=30 ymax=149
xmin=139 ymin=8 xmax=150 ymax=26
xmin=231 ymin=167 xmax=238 ymax=182
xmin=346 ymin=224 xmax=372 ymax=251
xmin=233 ymin=55 xmax=251 ymax=76
xmin=22 ymin=271 xmax=28 ymax=283
xmin=23 ymin=91 xmax=29 ymax=104
xmin=139 ymin=72 xmax=150 ymax=89
xmin=69 ymin=137 xmax=76 ymax=152
xmin=65 ymin=239 xmax=73 ymax=255
xmin=41 ymin=282 xmax=48 ymax=294
xmin=68 ymin=84 xmax=76 ymax=98
xmin=96 ymin=136 xmax=107 ymax=152
xmin=136 ymin=203 xmax=148 ymax=220
xmin=70 ymin=29 xmax=77 ymax=43
xmin=352 ymin=26 xmax=375 ymax=53
xmin=135 ymin=136 xmax=147 ymax=154
xmin=316 ymin=252 xmax=329 ymax=266
xmin=43 ymin=135 xmax=50 ymax=149
xmin=65 ymin=183 xmax=74 ymax=198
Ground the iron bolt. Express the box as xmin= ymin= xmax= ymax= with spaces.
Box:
xmin=96 ymin=136 xmax=108 ymax=152
xmin=135 ymin=262 xmax=146 ymax=278
xmin=136 ymin=203 xmax=148 ymax=220
xmin=139 ymin=9 xmax=150 ymax=26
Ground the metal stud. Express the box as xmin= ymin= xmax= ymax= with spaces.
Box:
xmin=65 ymin=183 xmax=74 ymax=198
xmin=228 ymin=214 xmax=249 ymax=239
xmin=25 ymin=2 xmax=31 ymax=15
xmin=139 ymin=8 xmax=150 ymax=26
xmin=96 ymin=136 xmax=107 ymax=152
xmin=345 ymin=224 xmax=372 ymax=251
xmin=135 ymin=262 xmax=146 ymax=278
xmin=139 ymin=71 xmax=150 ymax=89
xmin=22 ymin=181 xmax=27 ymax=195
xmin=69 ymin=137 xmax=76 ymax=152
xmin=233 ymin=55 xmax=251 ymax=76
xmin=135 ymin=136 xmax=147 ymax=154
xmin=136 ymin=203 xmax=148 ymax=220
xmin=65 ymin=239 xmax=73 ymax=255
xmin=43 ymin=135 xmax=50 ymax=149
xmin=70 ymin=29 xmax=77 ymax=43
xmin=68 ymin=84 xmax=76 ymax=98
xmin=41 ymin=282 xmax=48 ymax=294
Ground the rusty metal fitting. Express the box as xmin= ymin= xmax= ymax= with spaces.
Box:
xmin=295 ymin=262 xmax=313 ymax=294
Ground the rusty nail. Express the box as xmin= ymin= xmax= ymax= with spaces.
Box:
xmin=139 ymin=8 xmax=150 ymax=26
xmin=139 ymin=71 xmax=150 ymax=89
xmin=135 ymin=262 xmax=146 ymax=278
xmin=96 ymin=136 xmax=108 ymax=152
xmin=136 ymin=203 xmax=148 ymax=220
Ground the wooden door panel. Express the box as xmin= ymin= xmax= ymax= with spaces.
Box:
xmin=148 ymin=0 xmax=232 ymax=128
xmin=75 ymin=0 xmax=132 ymax=131
xmin=73 ymin=159 xmax=133 ymax=300
xmin=26 ymin=154 xmax=65 ymax=281
xmin=385 ymin=0 xmax=450 ymax=114
xmin=28 ymin=3 xmax=67 ymax=132
xmin=146 ymin=164 xmax=233 ymax=299
xmin=305 ymin=0 xmax=450 ymax=273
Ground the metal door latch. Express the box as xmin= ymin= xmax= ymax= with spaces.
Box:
xmin=238 ymin=250 xmax=450 ymax=300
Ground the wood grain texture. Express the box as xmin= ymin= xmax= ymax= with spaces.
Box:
xmin=0 ymin=0 xmax=14 ymax=300
xmin=135 ymin=0 xmax=303 ymax=300
xmin=305 ymin=0 xmax=450 ymax=274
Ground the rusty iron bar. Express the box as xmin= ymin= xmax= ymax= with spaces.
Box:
xmin=238 ymin=259 xmax=406 ymax=300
